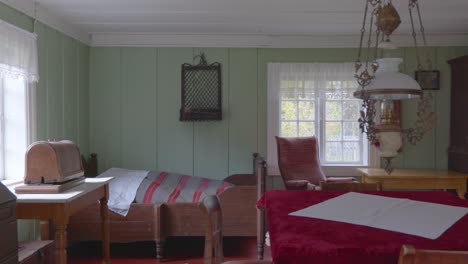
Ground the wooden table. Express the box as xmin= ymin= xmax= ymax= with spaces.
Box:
xmin=9 ymin=177 xmax=112 ymax=264
xmin=358 ymin=168 xmax=468 ymax=199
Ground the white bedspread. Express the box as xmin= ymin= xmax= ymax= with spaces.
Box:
xmin=289 ymin=192 xmax=468 ymax=239
xmin=98 ymin=168 xmax=149 ymax=216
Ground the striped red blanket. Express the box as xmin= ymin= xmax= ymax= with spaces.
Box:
xmin=134 ymin=171 xmax=234 ymax=204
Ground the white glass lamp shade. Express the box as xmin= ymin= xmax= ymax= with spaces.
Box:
xmin=354 ymin=58 xmax=422 ymax=100
xmin=376 ymin=131 xmax=402 ymax=158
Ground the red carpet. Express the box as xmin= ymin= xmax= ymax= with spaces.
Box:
xmin=68 ymin=237 xmax=270 ymax=264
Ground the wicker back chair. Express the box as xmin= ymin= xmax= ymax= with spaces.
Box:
xmin=276 ymin=136 xmax=356 ymax=190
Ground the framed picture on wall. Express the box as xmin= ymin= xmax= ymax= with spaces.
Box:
xmin=415 ymin=70 xmax=440 ymax=90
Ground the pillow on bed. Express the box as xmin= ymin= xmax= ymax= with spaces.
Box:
xmin=134 ymin=171 xmax=234 ymax=204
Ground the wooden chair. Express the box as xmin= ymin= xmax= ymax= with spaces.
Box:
xmin=199 ymin=195 xmax=272 ymax=264
xmin=275 ymin=136 xmax=355 ymax=190
xmin=320 ymin=182 xmax=382 ymax=191
xmin=398 ymin=244 xmax=468 ymax=264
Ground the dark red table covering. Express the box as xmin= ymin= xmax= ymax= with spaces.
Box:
xmin=257 ymin=190 xmax=468 ymax=264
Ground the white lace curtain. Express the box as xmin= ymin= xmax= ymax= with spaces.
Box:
xmin=0 ymin=19 xmax=39 ymax=83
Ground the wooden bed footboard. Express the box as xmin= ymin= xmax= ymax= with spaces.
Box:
xmin=67 ymin=153 xmax=267 ymax=260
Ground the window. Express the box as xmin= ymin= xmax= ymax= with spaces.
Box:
xmin=267 ymin=63 xmax=377 ymax=176
xmin=0 ymin=77 xmax=33 ymax=180
xmin=0 ymin=19 xmax=38 ymax=181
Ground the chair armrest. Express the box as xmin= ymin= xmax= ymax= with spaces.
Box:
xmin=326 ymin=177 xmax=357 ymax=183
xmin=285 ymin=180 xmax=318 ymax=190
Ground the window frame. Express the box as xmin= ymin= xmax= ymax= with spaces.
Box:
xmin=267 ymin=63 xmax=379 ymax=177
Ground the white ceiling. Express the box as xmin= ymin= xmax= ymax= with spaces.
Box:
xmin=3 ymin=0 xmax=468 ymax=47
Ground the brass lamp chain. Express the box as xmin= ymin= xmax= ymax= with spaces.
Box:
xmin=415 ymin=0 xmax=432 ymax=70
xmin=359 ymin=97 xmax=377 ymax=143
xmin=403 ymin=0 xmax=436 ymax=145
xmin=409 ymin=0 xmax=432 ymax=70
xmin=408 ymin=1 xmax=422 ymax=70
xmin=355 ymin=0 xmax=383 ymax=141
xmin=404 ymin=92 xmax=436 ymax=145
xmin=355 ymin=0 xmax=382 ymax=88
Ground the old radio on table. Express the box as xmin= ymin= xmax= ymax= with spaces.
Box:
xmin=15 ymin=140 xmax=85 ymax=194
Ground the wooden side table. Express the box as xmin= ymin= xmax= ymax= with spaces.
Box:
xmin=358 ymin=168 xmax=468 ymax=199
xmin=9 ymin=177 xmax=112 ymax=264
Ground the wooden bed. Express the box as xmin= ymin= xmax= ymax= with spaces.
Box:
xmin=67 ymin=154 xmax=267 ymax=259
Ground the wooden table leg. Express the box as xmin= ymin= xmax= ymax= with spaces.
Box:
xmin=40 ymin=220 xmax=51 ymax=240
xmin=54 ymin=222 xmax=67 ymax=264
xmin=100 ymin=196 xmax=111 ymax=264
xmin=456 ymin=182 xmax=467 ymax=199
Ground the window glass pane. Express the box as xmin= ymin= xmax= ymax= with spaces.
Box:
xmin=325 ymin=91 xmax=342 ymax=100
xmin=325 ymin=101 xmax=342 ymax=120
xmin=325 ymin=142 xmax=342 ymax=162
xmin=325 ymin=122 xmax=342 ymax=141
xmin=281 ymin=101 xmax=297 ymax=120
xmin=281 ymin=89 xmax=296 ymax=100
xmin=343 ymin=142 xmax=360 ymax=162
xmin=343 ymin=101 xmax=360 ymax=120
xmin=281 ymin=122 xmax=297 ymax=137
xmin=304 ymin=80 xmax=315 ymax=89
xmin=343 ymin=122 xmax=360 ymax=141
xmin=298 ymin=122 xmax=315 ymax=137
xmin=4 ymin=78 xmax=27 ymax=180
xmin=331 ymin=81 xmax=342 ymax=89
xmin=343 ymin=80 xmax=358 ymax=89
xmin=342 ymin=90 xmax=356 ymax=99
xmin=297 ymin=89 xmax=315 ymax=100
xmin=298 ymin=101 xmax=314 ymax=120
xmin=280 ymin=80 xmax=296 ymax=89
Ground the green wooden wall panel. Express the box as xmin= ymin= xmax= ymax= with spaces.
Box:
xmin=78 ymin=44 xmax=90 ymax=155
xmin=256 ymin=49 xmax=268 ymax=158
xmin=89 ymin=48 xmax=122 ymax=172
xmin=88 ymin=46 xmax=468 ymax=176
xmin=434 ymin=47 xmax=454 ymax=169
xmin=401 ymin=48 xmax=437 ymax=168
xmin=0 ymin=3 xmax=33 ymax=31
xmin=453 ymin=47 xmax=468 ymax=58
xmin=156 ymin=48 xmax=194 ymax=175
xmin=63 ymin=36 xmax=78 ymax=143
xmin=228 ymin=48 xmax=258 ymax=175
xmin=46 ymin=28 xmax=64 ymax=139
xmin=193 ymin=48 xmax=229 ymax=179
xmin=35 ymin=22 xmax=48 ymax=141
xmin=121 ymin=48 xmax=158 ymax=170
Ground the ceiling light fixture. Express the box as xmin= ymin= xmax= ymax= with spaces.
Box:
xmin=354 ymin=0 xmax=436 ymax=173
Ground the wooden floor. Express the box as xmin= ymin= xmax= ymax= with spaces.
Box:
xmin=68 ymin=237 xmax=271 ymax=264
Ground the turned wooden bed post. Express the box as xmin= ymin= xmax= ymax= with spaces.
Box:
xmin=256 ymin=155 xmax=267 ymax=260
xmin=155 ymin=204 xmax=166 ymax=259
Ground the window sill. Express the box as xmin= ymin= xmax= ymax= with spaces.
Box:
xmin=268 ymin=164 xmax=373 ymax=177
xmin=1 ymin=179 xmax=23 ymax=187
xmin=321 ymin=165 xmax=368 ymax=177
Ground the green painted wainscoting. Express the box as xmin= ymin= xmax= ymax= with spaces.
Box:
xmin=90 ymin=46 xmax=468 ymax=179
xmin=0 ymin=2 xmax=90 ymax=241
